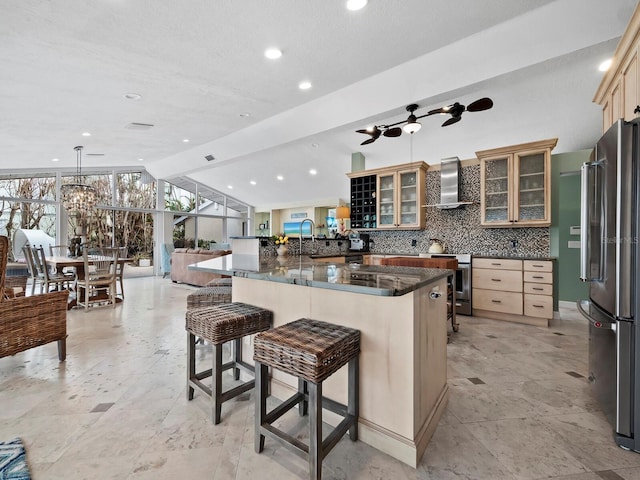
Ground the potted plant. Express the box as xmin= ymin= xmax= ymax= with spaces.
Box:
xmin=273 ymin=234 xmax=289 ymax=256
xmin=135 ymin=252 xmax=152 ymax=267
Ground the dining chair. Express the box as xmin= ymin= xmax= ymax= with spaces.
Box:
xmin=22 ymin=245 xmax=45 ymax=295
xmin=49 ymin=244 xmax=78 ymax=279
xmin=114 ymin=246 xmax=127 ymax=299
xmin=76 ymin=246 xmax=119 ymax=310
xmin=32 ymin=246 xmax=75 ymax=293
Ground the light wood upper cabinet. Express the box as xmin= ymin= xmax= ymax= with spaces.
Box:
xmin=594 ymin=4 xmax=640 ymax=131
xmin=377 ymin=167 xmax=426 ymax=229
xmin=623 ymin=50 xmax=638 ymax=121
xmin=476 ymin=138 xmax=557 ymax=227
xmin=348 ymin=162 xmax=427 ymax=230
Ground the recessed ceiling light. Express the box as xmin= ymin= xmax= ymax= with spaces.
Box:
xmin=183 ymin=138 xmax=189 ymax=143
xmin=124 ymin=93 xmax=142 ymax=100
xmin=250 ymin=180 xmax=257 ymax=185
xmin=309 ymin=169 xmax=317 ymax=175
xmin=82 ymin=132 xmax=91 ymax=137
xmin=239 ymin=112 xmax=251 ymax=117
xmin=299 ymin=81 xmax=312 ymax=90
xmin=51 ymin=158 xmax=59 ymax=162
xmin=277 ymin=175 xmax=284 ymax=181
xmin=265 ymin=48 xmax=282 ymax=59
xmin=227 ymin=185 xmax=233 ymax=189
xmin=346 ymin=0 xmax=367 ymax=11
xmin=138 ymin=158 xmax=144 ymax=161
xmin=599 ymin=58 xmax=613 ymax=72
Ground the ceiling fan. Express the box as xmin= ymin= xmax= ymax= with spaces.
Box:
xmin=356 ymin=97 xmax=493 ymax=145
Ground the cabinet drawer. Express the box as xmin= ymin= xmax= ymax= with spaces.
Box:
xmin=523 ymin=271 xmax=552 ymax=284
xmin=524 ymin=294 xmax=553 ymax=318
xmin=524 ymin=283 xmax=552 ymax=295
xmin=523 ymin=260 xmax=553 ymax=272
xmin=474 ymin=289 xmax=523 ymax=315
xmin=473 ymin=268 xmax=522 ymax=292
xmin=473 ymin=258 xmax=522 ymax=270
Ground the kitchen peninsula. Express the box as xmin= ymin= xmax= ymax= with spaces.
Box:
xmin=190 ymin=254 xmax=450 ymax=467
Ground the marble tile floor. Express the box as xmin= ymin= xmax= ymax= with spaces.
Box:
xmin=1 ymin=277 xmax=640 ymax=479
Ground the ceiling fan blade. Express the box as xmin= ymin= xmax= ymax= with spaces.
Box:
xmin=442 ymin=116 xmax=461 ymax=127
xmin=383 ymin=127 xmax=402 ymax=137
xmin=356 ymin=129 xmax=370 ymax=135
xmin=467 ymin=97 xmax=493 ymax=112
xmin=361 ymin=137 xmax=376 ymax=145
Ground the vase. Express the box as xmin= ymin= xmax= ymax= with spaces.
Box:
xmin=276 ymin=245 xmax=288 ymax=257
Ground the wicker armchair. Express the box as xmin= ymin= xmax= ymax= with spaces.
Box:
xmin=0 ymin=236 xmax=69 ymax=361
xmin=0 ymin=290 xmax=69 ymax=361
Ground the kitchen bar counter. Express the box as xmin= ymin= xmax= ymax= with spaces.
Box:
xmin=190 ymin=254 xmax=449 ymax=467
xmin=473 ymin=254 xmax=556 ymax=261
xmin=190 ymin=254 xmax=450 ymax=296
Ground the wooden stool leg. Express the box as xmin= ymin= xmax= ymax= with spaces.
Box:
xmin=212 ymin=343 xmax=223 ymax=424
xmin=255 ymin=361 xmax=268 ymax=453
xmin=308 ymin=381 xmax=322 ymax=480
xmin=348 ymin=356 xmax=359 ymax=441
xmin=298 ymin=378 xmax=309 ymax=416
xmin=187 ymin=332 xmax=196 ymax=401
xmin=233 ymin=338 xmax=241 ymax=380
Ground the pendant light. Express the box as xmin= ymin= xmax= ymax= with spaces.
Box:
xmin=60 ymin=146 xmax=97 ymax=214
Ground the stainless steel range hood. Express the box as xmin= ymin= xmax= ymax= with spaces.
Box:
xmin=428 ymin=156 xmax=473 ymax=209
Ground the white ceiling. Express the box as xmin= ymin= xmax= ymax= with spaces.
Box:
xmin=1 ymin=0 xmax=636 ymax=211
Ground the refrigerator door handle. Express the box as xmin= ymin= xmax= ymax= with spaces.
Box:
xmin=580 ymin=161 xmax=603 ymax=282
xmin=576 ymin=300 xmax=615 ymax=331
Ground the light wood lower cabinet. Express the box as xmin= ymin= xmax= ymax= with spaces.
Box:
xmin=473 ymin=258 xmax=554 ymax=327
xmin=473 ymin=290 xmax=523 ymax=315
xmin=523 ymin=260 xmax=553 ymax=320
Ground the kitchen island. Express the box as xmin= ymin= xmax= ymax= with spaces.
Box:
xmin=189 ymin=254 xmax=450 ymax=467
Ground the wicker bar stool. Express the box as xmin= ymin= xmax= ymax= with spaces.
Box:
xmin=186 ymin=285 xmax=232 ymax=309
xmin=205 ymin=277 xmax=232 ymax=287
xmin=186 ymin=302 xmax=272 ymax=424
xmin=253 ymin=318 xmax=360 ymax=480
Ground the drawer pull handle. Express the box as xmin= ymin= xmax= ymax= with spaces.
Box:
xmin=533 ymin=304 xmax=544 ymax=308
xmin=491 ymin=299 xmax=502 ymax=303
xmin=491 ymin=278 xmax=501 ymax=282
xmin=532 ymin=287 xmax=544 ymax=291
xmin=491 ymin=262 xmax=502 ymax=266
xmin=532 ymin=276 xmax=544 ymax=279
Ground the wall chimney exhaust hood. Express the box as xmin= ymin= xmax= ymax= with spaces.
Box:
xmin=426 ymin=157 xmax=473 ymax=209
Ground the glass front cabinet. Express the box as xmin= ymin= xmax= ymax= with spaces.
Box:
xmin=477 ymin=138 xmax=557 ymax=227
xmin=348 ymin=162 xmax=427 ymax=230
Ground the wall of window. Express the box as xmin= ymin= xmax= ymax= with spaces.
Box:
xmin=0 ymin=170 xmax=250 ymax=268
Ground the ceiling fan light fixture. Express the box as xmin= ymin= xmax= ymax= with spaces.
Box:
xmin=403 ymin=119 xmax=421 ymax=134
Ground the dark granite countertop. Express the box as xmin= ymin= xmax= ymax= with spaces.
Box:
xmin=472 ymin=254 xmax=556 ymax=261
xmin=189 ymin=254 xmax=450 ymax=297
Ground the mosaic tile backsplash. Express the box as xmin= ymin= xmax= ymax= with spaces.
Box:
xmin=260 ymin=164 xmax=550 ymax=258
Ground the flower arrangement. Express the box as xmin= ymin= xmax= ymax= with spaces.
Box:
xmin=273 ymin=234 xmax=289 ymax=245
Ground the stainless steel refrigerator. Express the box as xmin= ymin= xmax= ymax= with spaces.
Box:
xmin=578 ymin=118 xmax=639 ymax=451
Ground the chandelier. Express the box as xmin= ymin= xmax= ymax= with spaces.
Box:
xmin=60 ymin=146 xmax=96 ymax=214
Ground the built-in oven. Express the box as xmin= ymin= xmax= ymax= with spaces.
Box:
xmin=421 ymin=253 xmax=472 ymax=315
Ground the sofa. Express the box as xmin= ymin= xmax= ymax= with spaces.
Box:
xmin=170 ymin=248 xmax=231 ymax=286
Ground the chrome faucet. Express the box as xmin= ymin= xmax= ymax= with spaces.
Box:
xmin=299 ymin=218 xmax=315 ymax=255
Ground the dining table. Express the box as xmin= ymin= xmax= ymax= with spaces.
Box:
xmin=46 ymin=255 xmax=133 ymax=309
